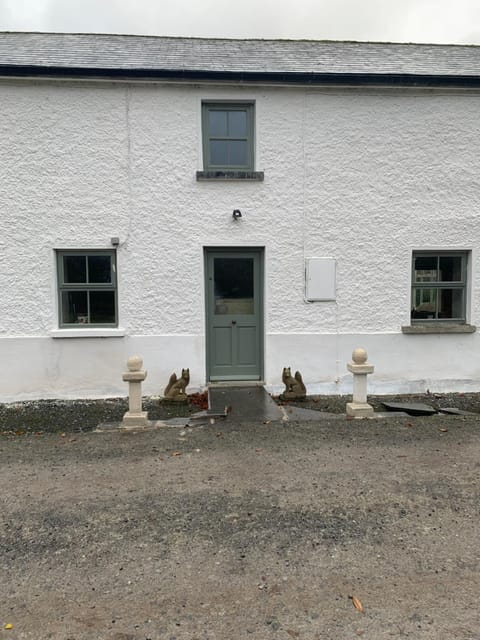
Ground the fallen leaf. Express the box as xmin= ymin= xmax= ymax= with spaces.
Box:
xmin=407 ymin=422 xmax=414 ymax=428
xmin=350 ymin=595 xmax=365 ymax=613
xmin=216 ymin=432 xmax=224 ymax=438
xmin=439 ymin=428 xmax=448 ymax=433
xmin=60 ymin=433 xmax=66 ymax=437
xmin=286 ymin=630 xmax=300 ymax=638
xmin=4 ymin=623 xmax=13 ymax=630
xmin=255 ymin=448 xmax=263 ymax=452
xmin=15 ymin=430 xmax=25 ymax=436
xmin=171 ymin=451 xmax=182 ymax=457
xmin=263 ymin=420 xmax=271 ymax=425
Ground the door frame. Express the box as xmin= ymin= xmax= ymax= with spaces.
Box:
xmin=204 ymin=246 xmax=264 ymax=383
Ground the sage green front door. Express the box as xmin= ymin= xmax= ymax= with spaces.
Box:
xmin=206 ymin=249 xmax=263 ymax=381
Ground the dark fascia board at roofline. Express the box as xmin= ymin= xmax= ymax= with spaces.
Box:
xmin=1 ymin=65 xmax=480 ymax=88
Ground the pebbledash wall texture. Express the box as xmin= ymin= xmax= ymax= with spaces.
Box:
xmin=1 ymin=34 xmax=480 ymax=401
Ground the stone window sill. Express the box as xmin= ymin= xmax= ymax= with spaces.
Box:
xmin=401 ymin=324 xmax=476 ymax=334
xmin=196 ymin=170 xmax=264 ymax=182
xmin=50 ymin=328 xmax=126 ymax=338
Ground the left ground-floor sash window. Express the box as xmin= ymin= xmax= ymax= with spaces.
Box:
xmin=56 ymin=250 xmax=117 ymax=327
xmin=411 ymin=251 xmax=467 ymax=323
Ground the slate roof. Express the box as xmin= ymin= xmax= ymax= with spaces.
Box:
xmin=0 ymin=32 xmax=479 ymax=85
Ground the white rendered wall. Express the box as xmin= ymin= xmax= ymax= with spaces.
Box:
xmin=1 ymin=80 xmax=480 ymax=401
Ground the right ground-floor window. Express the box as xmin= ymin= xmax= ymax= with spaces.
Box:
xmin=411 ymin=251 xmax=467 ymax=323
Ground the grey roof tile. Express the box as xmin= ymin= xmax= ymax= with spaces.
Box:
xmin=0 ymin=32 xmax=479 ymax=78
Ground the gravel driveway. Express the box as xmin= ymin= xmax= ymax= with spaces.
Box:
xmin=1 ymin=414 xmax=479 ymax=639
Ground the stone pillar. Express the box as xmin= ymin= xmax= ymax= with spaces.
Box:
xmin=346 ymin=348 xmax=375 ymax=418
xmin=122 ymin=356 xmax=149 ymax=428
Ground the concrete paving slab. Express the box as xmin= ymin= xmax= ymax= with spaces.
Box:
xmin=208 ymin=386 xmax=283 ymax=420
xmin=278 ymin=405 xmax=342 ymax=421
xmin=438 ymin=407 xmax=479 ymax=416
xmin=371 ymin=411 xmax=411 ymax=419
xmin=382 ymin=401 xmax=437 ymax=416
xmin=95 ymin=419 xmax=178 ymax=433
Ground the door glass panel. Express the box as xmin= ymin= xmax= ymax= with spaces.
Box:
xmin=214 ymin=257 xmax=254 ymax=315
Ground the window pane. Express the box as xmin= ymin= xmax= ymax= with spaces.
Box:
xmin=210 ymin=140 xmax=229 ymax=166
xmin=64 ymin=255 xmax=86 ymax=283
xmin=228 ymin=140 xmax=248 ymax=166
xmin=88 ymin=255 xmax=112 ymax=283
xmin=438 ymin=288 xmax=464 ymax=319
xmin=411 ymin=288 xmax=437 ymax=319
xmin=414 ymin=256 xmax=437 ymax=283
xmin=439 ymin=256 xmax=462 ymax=282
xmin=62 ymin=291 xmax=88 ymax=324
xmin=209 ymin=110 xmax=228 ymax=137
xmin=228 ymin=110 xmax=247 ymax=137
xmin=214 ymin=257 xmax=254 ymax=315
xmin=90 ymin=291 xmax=116 ymax=324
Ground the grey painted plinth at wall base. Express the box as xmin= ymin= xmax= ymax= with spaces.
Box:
xmin=121 ymin=355 xmax=149 ymax=429
xmin=346 ymin=347 xmax=375 ymax=418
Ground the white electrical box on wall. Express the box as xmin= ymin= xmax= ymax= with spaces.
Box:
xmin=305 ymin=258 xmax=336 ymax=301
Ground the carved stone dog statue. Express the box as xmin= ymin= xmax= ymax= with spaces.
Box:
xmin=163 ymin=368 xmax=190 ymax=403
xmin=279 ymin=367 xmax=306 ymax=401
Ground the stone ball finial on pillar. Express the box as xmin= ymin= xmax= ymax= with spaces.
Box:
xmin=346 ymin=347 xmax=375 ymax=418
xmin=127 ymin=355 xmax=143 ymax=372
xmin=352 ymin=347 xmax=368 ymax=365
